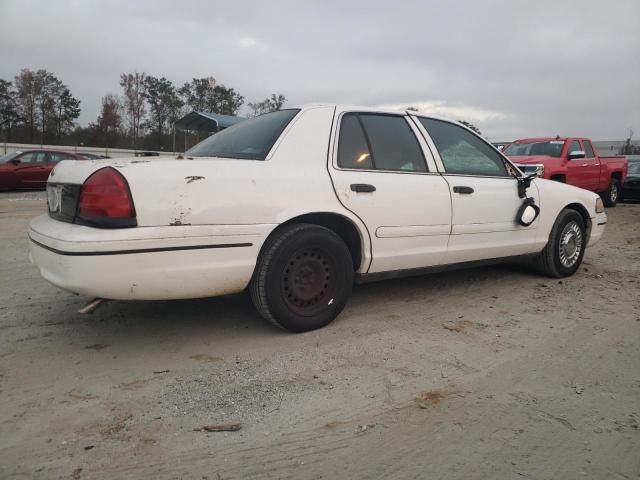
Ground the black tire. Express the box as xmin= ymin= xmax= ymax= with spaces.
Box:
xmin=533 ymin=209 xmax=586 ymax=278
xmin=600 ymin=178 xmax=620 ymax=208
xmin=250 ymin=223 xmax=354 ymax=332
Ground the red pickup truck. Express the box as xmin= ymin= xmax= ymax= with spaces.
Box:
xmin=504 ymin=137 xmax=628 ymax=207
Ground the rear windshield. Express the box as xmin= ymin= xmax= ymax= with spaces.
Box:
xmin=187 ymin=109 xmax=300 ymax=160
xmin=504 ymin=141 xmax=565 ymax=157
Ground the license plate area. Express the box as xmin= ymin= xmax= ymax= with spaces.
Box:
xmin=47 ymin=183 xmax=82 ymax=223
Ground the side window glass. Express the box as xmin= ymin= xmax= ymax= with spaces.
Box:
xmin=49 ymin=152 xmax=69 ymax=163
xmin=337 ymin=113 xmax=372 ymax=169
xmin=583 ymin=141 xmax=595 ymax=158
xmin=568 ymin=140 xmax=581 ymax=156
xmin=17 ymin=153 xmax=38 ymax=163
xmin=359 ymin=114 xmax=427 ymax=172
xmin=419 ymin=118 xmax=507 ymax=176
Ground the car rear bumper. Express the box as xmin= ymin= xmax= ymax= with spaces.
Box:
xmin=28 ymin=215 xmax=275 ymax=300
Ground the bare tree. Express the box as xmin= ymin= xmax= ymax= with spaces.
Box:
xmin=92 ymin=94 xmax=123 ymax=148
xmin=247 ymin=93 xmax=287 ymax=117
xmin=13 ymin=69 xmax=37 ymax=140
xmin=120 ymin=72 xmax=147 ymax=148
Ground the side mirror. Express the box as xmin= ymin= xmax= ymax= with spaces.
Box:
xmin=568 ymin=150 xmax=586 ymax=160
xmin=9 ymin=159 xmax=21 ymax=165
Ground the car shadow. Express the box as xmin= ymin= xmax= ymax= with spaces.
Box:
xmin=50 ymin=261 xmax=539 ymax=349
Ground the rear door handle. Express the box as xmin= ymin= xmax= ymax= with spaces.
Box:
xmin=453 ymin=186 xmax=474 ymax=194
xmin=350 ymin=183 xmax=376 ymax=193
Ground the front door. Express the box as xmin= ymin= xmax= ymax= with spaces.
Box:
xmin=414 ymin=117 xmax=541 ymax=264
xmin=565 ymin=139 xmax=592 ymax=190
xmin=14 ymin=151 xmax=50 ymax=188
xmin=329 ymin=111 xmax=452 ymax=273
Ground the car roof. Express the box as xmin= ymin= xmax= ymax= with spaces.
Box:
xmin=297 ymin=104 xmax=459 ymax=123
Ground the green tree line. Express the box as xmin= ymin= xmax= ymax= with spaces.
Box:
xmin=0 ymin=68 xmax=286 ymax=152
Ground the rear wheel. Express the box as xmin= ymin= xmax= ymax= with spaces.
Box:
xmin=250 ymin=224 xmax=354 ymax=332
xmin=533 ymin=209 xmax=586 ymax=278
xmin=601 ymin=178 xmax=620 ymax=208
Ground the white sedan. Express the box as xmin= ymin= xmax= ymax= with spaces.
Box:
xmin=29 ymin=105 xmax=606 ymax=331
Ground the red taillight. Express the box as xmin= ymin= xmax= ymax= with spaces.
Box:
xmin=77 ymin=167 xmax=137 ymax=228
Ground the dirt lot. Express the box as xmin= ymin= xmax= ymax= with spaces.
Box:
xmin=0 ymin=192 xmax=638 ymax=480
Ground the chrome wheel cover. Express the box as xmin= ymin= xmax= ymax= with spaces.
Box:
xmin=558 ymin=221 xmax=583 ymax=268
xmin=610 ymin=183 xmax=618 ymax=203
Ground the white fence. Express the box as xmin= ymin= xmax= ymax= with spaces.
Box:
xmin=1 ymin=143 xmax=175 ymax=158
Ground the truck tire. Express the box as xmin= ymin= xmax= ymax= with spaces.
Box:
xmin=250 ymin=223 xmax=354 ymax=332
xmin=533 ymin=209 xmax=586 ymax=278
xmin=601 ymin=178 xmax=620 ymax=208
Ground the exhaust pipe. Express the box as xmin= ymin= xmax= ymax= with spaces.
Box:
xmin=78 ymin=298 xmax=108 ymax=314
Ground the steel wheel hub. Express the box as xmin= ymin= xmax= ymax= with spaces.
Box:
xmin=558 ymin=221 xmax=583 ymax=268
xmin=282 ymin=247 xmax=335 ymax=315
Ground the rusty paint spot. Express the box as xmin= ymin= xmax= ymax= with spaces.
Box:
xmin=83 ymin=343 xmax=110 ymax=350
xmin=101 ymin=413 xmax=133 ymax=435
xmin=189 ymin=354 xmax=223 ymax=363
xmin=325 ymin=420 xmax=348 ymax=429
xmin=185 ymin=175 xmax=205 ymax=183
xmin=441 ymin=320 xmax=474 ymax=333
xmin=68 ymin=390 xmax=98 ymax=401
xmin=415 ymin=386 xmax=456 ymax=409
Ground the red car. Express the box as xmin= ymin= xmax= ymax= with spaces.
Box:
xmin=0 ymin=150 xmax=85 ymax=191
xmin=504 ymin=138 xmax=628 ymax=207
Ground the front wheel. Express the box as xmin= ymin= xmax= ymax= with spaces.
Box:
xmin=601 ymin=178 xmax=620 ymax=208
xmin=250 ymin=224 xmax=354 ymax=332
xmin=533 ymin=209 xmax=586 ymax=278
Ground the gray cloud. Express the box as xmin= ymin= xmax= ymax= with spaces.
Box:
xmin=1 ymin=0 xmax=638 ymax=140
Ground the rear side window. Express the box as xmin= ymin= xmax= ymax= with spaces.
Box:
xmin=337 ymin=113 xmax=427 ymax=172
xmin=419 ymin=118 xmax=507 ymax=176
xmin=337 ymin=114 xmax=372 ymax=169
xmin=187 ymin=109 xmax=300 ymax=160
xmin=582 ymin=140 xmax=595 ymax=158
xmin=49 ymin=152 xmax=75 ymax=163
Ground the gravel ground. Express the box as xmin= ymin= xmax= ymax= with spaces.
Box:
xmin=0 ymin=192 xmax=638 ymax=480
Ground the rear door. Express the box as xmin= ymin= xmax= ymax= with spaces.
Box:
xmin=328 ymin=111 xmax=452 ymax=273
xmin=14 ymin=152 xmax=50 ymax=188
xmin=414 ymin=117 xmax=541 ymax=263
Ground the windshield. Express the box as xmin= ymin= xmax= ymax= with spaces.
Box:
xmin=0 ymin=152 xmax=21 ymax=164
xmin=504 ymin=141 xmax=565 ymax=157
xmin=628 ymin=159 xmax=640 ymax=175
xmin=187 ymin=109 xmax=300 ymax=160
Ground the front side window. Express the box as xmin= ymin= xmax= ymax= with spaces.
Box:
xmin=419 ymin=118 xmax=508 ymax=176
xmin=17 ymin=152 xmax=47 ymax=164
xmin=582 ymin=140 xmax=595 ymax=158
xmin=567 ymin=140 xmax=581 ymax=156
xmin=187 ymin=109 xmax=299 ymax=160
xmin=337 ymin=113 xmax=427 ymax=172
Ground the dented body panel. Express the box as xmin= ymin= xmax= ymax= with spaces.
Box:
xmin=29 ymin=105 xmax=605 ymax=301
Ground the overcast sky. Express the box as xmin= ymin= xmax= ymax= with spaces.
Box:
xmin=1 ymin=0 xmax=639 ymax=140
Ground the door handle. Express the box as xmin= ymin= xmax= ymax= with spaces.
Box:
xmin=350 ymin=183 xmax=376 ymax=193
xmin=453 ymin=186 xmax=474 ymax=194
